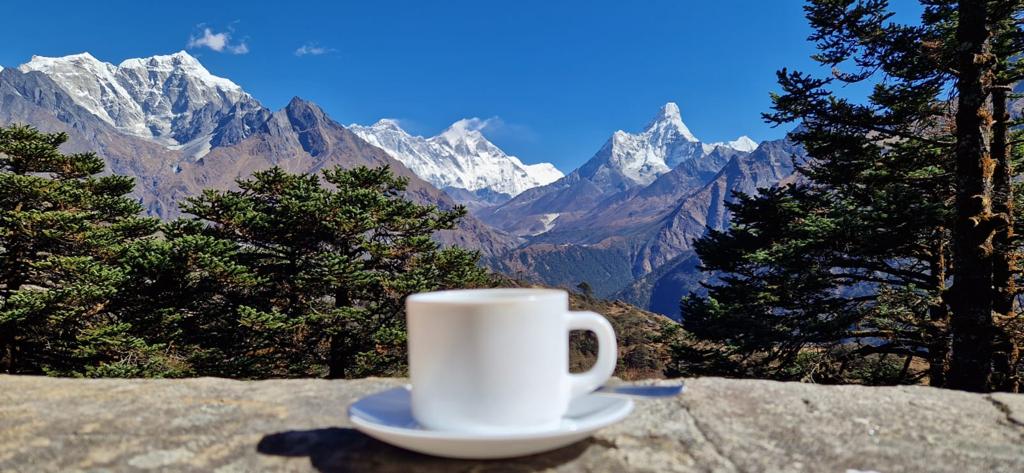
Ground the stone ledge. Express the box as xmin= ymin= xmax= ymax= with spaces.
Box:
xmin=1 ymin=376 xmax=1022 ymax=472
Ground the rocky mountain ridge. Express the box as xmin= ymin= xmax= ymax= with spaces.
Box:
xmin=477 ymin=102 xmax=760 ymax=238
xmin=2 ymin=50 xmax=802 ymax=317
xmin=483 ymin=110 xmax=802 ymax=312
xmin=1 ymin=53 xmax=515 ymax=258
xmin=17 ymin=51 xmax=259 ymax=160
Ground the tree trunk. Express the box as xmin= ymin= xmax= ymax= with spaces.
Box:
xmin=327 ymin=334 xmax=348 ymax=379
xmin=947 ymin=0 xmax=996 ymax=392
xmin=326 ymin=287 xmax=353 ymax=379
xmin=929 ymin=234 xmax=949 ymax=387
xmin=990 ymin=85 xmax=1020 ymax=392
xmin=0 ymin=329 xmax=11 ymax=374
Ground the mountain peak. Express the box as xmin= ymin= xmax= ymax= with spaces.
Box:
xmin=118 ymin=50 xmax=197 ymax=65
xmin=643 ymin=102 xmax=697 ymax=142
xmin=17 ymin=50 xmax=252 ymax=154
xmin=20 ymin=51 xmax=244 ymax=95
xmin=351 ymin=116 xmax=563 ymax=197
xmin=438 ymin=118 xmax=487 ymax=143
xmin=660 ymin=102 xmax=681 ymax=120
xmin=117 ymin=51 xmax=241 ymax=93
xmin=728 ymin=135 xmax=759 ymax=152
xmin=117 ymin=50 xmax=193 ymax=68
xmin=19 ymin=52 xmax=109 ymax=75
xmin=285 ymin=96 xmax=329 ymax=122
xmin=578 ymin=102 xmax=708 ymax=189
xmin=370 ymin=118 xmax=405 ymax=132
xmin=287 ymin=96 xmax=311 ymax=107
xmin=705 ymin=135 xmax=759 ymax=153
xmin=30 ymin=52 xmax=99 ymax=63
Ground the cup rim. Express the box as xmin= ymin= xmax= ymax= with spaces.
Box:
xmin=407 ymin=288 xmax=567 ymax=305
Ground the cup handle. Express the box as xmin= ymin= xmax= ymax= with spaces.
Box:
xmin=566 ymin=310 xmax=618 ymax=398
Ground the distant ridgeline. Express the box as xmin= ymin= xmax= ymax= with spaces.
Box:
xmin=0 ymin=122 xmax=687 ymax=379
xmin=0 ymin=52 xmax=515 ymax=260
xmin=479 ymin=103 xmax=800 ymax=317
xmin=7 ymin=0 xmax=1024 ymax=393
xmin=0 ymin=51 xmax=796 ymax=320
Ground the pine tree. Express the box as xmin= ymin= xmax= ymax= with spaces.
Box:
xmin=682 ymin=0 xmax=1024 ymax=390
xmin=146 ymin=165 xmax=491 ymax=378
xmin=987 ymin=0 xmax=1024 ymax=391
xmin=0 ymin=125 xmax=175 ymax=376
xmin=945 ymin=0 xmax=998 ymax=392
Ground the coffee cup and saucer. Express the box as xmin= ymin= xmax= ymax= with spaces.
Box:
xmin=347 ymin=288 xmax=633 ymax=459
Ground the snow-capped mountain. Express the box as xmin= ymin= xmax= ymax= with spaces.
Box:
xmin=350 ymin=118 xmax=563 ymax=199
xmin=1 ymin=55 xmax=516 ymax=257
xmin=576 ymin=102 xmax=756 ymax=191
xmin=17 ymin=51 xmax=256 ymax=159
xmin=3 ymin=49 xmax=789 ymax=314
xmin=578 ymin=102 xmax=700 ymax=189
xmin=478 ymin=102 xmax=761 ymax=236
xmin=705 ymin=135 xmax=759 ymax=153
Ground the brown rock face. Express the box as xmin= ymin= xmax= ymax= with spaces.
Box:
xmin=492 ymin=139 xmax=804 ymax=303
xmin=1 ymin=62 xmax=802 ymax=310
xmin=0 ymin=69 xmax=514 ymax=258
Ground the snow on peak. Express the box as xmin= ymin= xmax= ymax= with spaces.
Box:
xmin=350 ymin=118 xmax=563 ymax=197
xmin=20 ymin=53 xmax=115 ymax=82
xmin=22 ymin=52 xmax=99 ymax=69
xmin=705 ymin=135 xmax=760 ymax=153
xmin=367 ymin=118 xmax=404 ymax=131
xmin=117 ymin=50 xmax=242 ymax=93
xmin=20 ymin=52 xmax=140 ymax=132
xmin=18 ymin=51 xmax=250 ymax=156
xmin=643 ymin=102 xmax=698 ymax=143
xmin=587 ymin=102 xmax=707 ymax=188
xmin=726 ymin=135 xmax=759 ymax=152
xmin=436 ymin=118 xmax=488 ymax=145
xmin=659 ymin=102 xmax=682 ymax=121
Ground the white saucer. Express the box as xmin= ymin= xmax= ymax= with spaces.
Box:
xmin=347 ymin=386 xmax=634 ymax=459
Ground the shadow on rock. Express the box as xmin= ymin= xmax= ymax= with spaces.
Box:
xmin=257 ymin=428 xmax=596 ymax=472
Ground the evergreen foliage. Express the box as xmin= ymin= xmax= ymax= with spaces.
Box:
xmin=0 ymin=125 xmax=176 ymax=376
xmin=132 ymin=165 xmax=492 ymax=378
xmin=0 ymin=125 xmax=490 ymax=378
xmin=681 ymin=0 xmax=1024 ymax=391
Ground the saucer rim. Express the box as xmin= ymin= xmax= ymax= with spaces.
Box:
xmin=347 ymin=385 xmax=634 ymax=441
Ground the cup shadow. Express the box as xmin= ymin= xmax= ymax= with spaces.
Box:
xmin=256 ymin=428 xmax=596 ymax=472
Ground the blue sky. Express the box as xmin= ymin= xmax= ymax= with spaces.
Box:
xmin=0 ymin=0 xmax=921 ymax=172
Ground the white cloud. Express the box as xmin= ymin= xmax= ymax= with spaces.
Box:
xmin=188 ymin=27 xmax=249 ymax=54
xmin=295 ymin=42 xmax=335 ymax=57
xmin=462 ymin=116 xmax=539 ymax=142
xmin=457 ymin=117 xmax=493 ymax=132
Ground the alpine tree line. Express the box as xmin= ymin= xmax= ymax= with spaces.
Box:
xmin=6 ymin=1 xmax=1024 ymax=395
xmin=681 ymin=0 xmax=1024 ymax=392
xmin=0 ymin=125 xmax=489 ymax=378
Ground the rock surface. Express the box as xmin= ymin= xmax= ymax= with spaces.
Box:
xmin=1 ymin=376 xmax=1022 ymax=472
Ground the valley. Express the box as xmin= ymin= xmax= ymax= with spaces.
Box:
xmin=0 ymin=51 xmax=805 ymax=319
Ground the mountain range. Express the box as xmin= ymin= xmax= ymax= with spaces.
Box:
xmin=0 ymin=51 xmax=804 ymax=318
xmin=0 ymin=51 xmax=515 ymax=258
xmin=478 ymin=103 xmax=803 ymax=315
xmin=350 ymin=118 xmax=563 ymax=210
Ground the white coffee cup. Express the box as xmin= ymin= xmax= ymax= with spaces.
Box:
xmin=406 ymin=288 xmax=617 ymax=433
